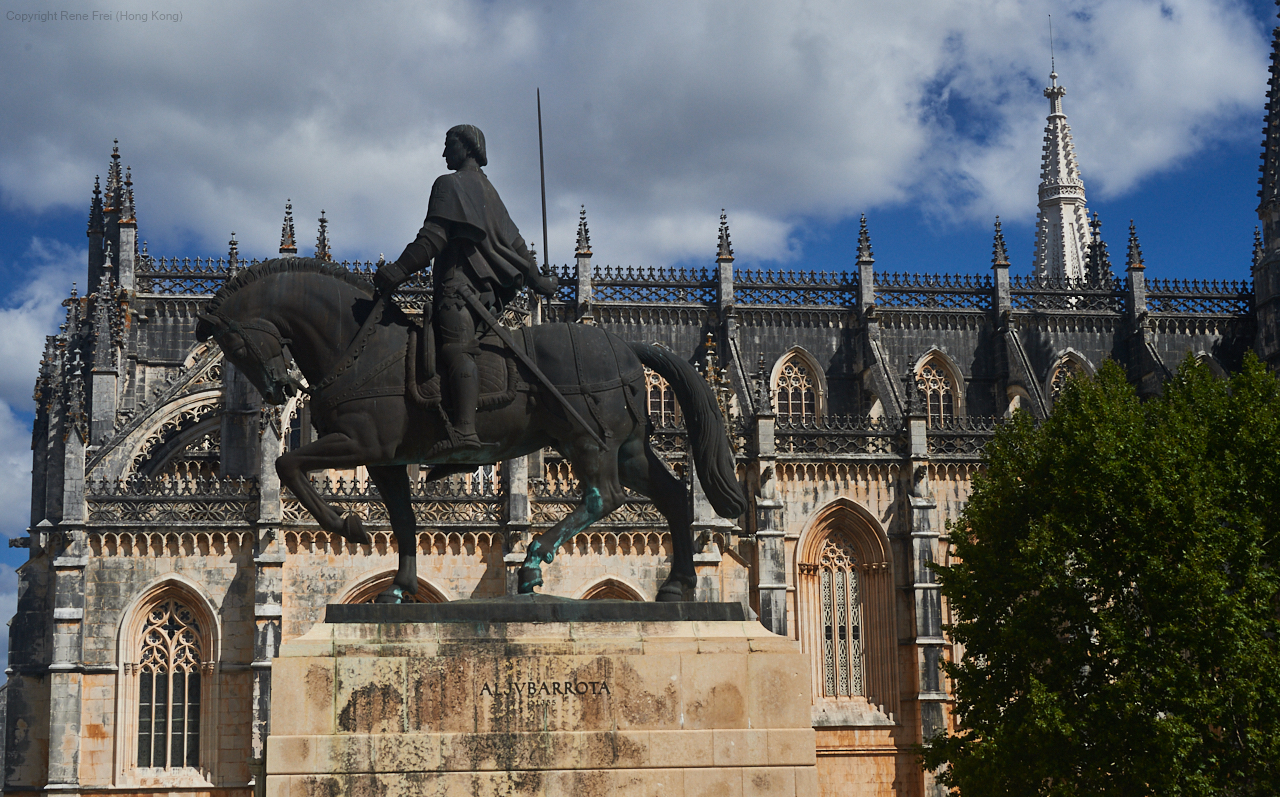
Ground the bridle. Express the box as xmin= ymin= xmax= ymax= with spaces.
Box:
xmin=198 ymin=311 xmax=310 ymax=398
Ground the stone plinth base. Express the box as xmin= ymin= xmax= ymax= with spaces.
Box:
xmin=265 ymin=597 xmax=816 ymax=796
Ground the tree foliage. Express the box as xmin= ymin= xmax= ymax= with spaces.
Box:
xmin=924 ymin=356 xmax=1280 ymax=796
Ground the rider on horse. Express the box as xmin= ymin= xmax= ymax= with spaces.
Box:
xmin=375 ymin=124 xmax=558 ymax=456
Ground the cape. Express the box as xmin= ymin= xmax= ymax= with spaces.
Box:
xmin=426 ymin=167 xmax=535 ymax=298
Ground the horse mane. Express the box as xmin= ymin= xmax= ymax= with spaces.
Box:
xmin=204 ymin=257 xmax=374 ymax=315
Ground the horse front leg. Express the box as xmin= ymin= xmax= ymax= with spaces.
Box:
xmin=275 ymin=431 xmax=381 ymax=544
xmin=367 ymin=465 xmax=417 ymax=603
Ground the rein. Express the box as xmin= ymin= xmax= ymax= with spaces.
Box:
xmin=203 ymin=289 xmax=389 ymax=404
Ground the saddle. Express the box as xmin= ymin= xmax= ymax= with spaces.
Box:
xmin=406 ymin=323 xmax=521 ymax=411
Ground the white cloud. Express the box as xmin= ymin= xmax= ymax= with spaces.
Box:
xmin=0 ymin=403 xmax=32 ymax=539
xmin=0 ymin=0 xmax=1268 ymax=268
xmin=0 ymin=239 xmax=84 ymax=409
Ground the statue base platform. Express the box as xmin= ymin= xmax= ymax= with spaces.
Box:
xmin=265 ymin=596 xmax=817 ymax=796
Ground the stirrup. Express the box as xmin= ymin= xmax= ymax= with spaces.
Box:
xmin=426 ymin=431 xmax=482 ymax=458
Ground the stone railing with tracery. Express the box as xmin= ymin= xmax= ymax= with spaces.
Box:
xmin=925 ymin=416 xmax=1000 ymax=460
xmin=280 ymin=471 xmax=504 ymax=528
xmin=774 ymin=415 xmax=903 ymax=459
xmin=1145 ymin=277 xmax=1251 ymax=315
xmin=734 ymin=269 xmax=855 ymax=306
xmin=590 ymin=264 xmax=717 ymax=303
xmin=86 ymin=475 xmax=259 ymax=525
xmin=1009 ymin=275 xmax=1125 ymax=312
xmin=874 ymin=272 xmax=993 ymax=311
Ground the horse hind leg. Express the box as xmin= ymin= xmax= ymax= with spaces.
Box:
xmin=519 ymin=442 xmax=624 ymax=594
xmin=618 ymin=435 xmax=696 ymax=602
xmin=366 ymin=465 xmax=417 ymax=603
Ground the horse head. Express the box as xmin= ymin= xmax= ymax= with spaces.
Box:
xmin=196 ymin=310 xmax=303 ymax=406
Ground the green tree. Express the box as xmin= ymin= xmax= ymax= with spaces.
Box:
xmin=924 ymin=356 xmax=1280 ymax=796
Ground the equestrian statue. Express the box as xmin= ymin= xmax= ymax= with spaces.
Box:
xmin=196 ymin=125 xmax=746 ymax=603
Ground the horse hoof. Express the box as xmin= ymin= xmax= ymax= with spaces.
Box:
xmin=341 ymin=514 xmax=370 ymax=545
xmin=517 ymin=567 xmax=542 ymax=594
xmin=375 ymin=586 xmax=410 ymax=604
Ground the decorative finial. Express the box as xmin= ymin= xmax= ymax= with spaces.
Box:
xmin=1044 ymin=59 xmax=1066 ymax=117
xmin=228 ymin=232 xmax=239 ymax=267
xmin=857 ymin=214 xmax=874 ymax=264
xmin=529 ymin=242 xmax=539 ymax=270
xmin=717 ymin=210 xmax=734 ymax=261
xmin=120 ymin=166 xmax=135 ymax=223
xmin=1255 ymin=227 xmax=1265 ymax=269
xmin=1126 ymin=220 xmax=1144 ymax=269
xmin=315 ymin=210 xmax=331 ymax=261
xmin=991 ymin=216 xmax=1009 ymax=268
xmin=754 ymin=353 xmax=772 ymax=415
xmin=87 ymin=175 xmax=104 ymax=236
xmin=904 ymin=372 xmax=925 ymax=417
xmin=575 ymin=205 xmax=592 ymax=257
xmin=279 ymin=200 xmax=297 ymax=256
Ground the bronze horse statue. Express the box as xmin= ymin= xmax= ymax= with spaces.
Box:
xmin=196 ymin=258 xmax=745 ymax=602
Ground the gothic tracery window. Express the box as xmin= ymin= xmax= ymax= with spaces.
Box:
xmin=775 ymin=359 xmax=818 ymax=422
xmin=1049 ymin=358 xmax=1085 ymax=403
xmin=916 ymin=359 xmax=956 ymax=427
xmin=137 ymin=601 xmax=202 ymax=769
xmin=645 ymin=368 xmax=679 ymax=426
xmin=819 ymin=533 xmax=865 ymax=697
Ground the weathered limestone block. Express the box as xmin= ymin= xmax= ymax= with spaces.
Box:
xmin=265 ymin=605 xmax=816 ymax=796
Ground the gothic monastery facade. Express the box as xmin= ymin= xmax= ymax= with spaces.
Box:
xmin=5 ymin=38 xmax=1278 ymax=797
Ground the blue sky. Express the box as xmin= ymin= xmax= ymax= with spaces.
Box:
xmin=0 ymin=0 xmax=1274 ymax=657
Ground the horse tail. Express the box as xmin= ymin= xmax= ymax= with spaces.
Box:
xmin=630 ymin=343 xmax=747 ymax=519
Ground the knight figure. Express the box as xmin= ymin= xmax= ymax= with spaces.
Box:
xmin=375 ymin=124 xmax=557 ymax=456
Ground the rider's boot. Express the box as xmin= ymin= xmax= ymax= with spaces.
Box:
xmin=430 ymin=352 xmax=482 ymax=457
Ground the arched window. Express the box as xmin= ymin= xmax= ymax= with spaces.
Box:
xmin=581 ymin=578 xmax=644 ymax=601
xmin=342 ymin=574 xmax=447 ymax=604
xmin=916 ymin=359 xmax=956 ymax=426
xmin=645 ymin=368 xmax=679 ymax=426
xmin=137 ymin=601 xmax=203 ymax=769
xmin=1049 ymin=358 xmax=1085 ymax=403
xmin=775 ymin=359 xmax=818 ymax=422
xmin=819 ymin=532 xmax=864 ymax=697
xmin=798 ymin=501 xmax=898 ymax=724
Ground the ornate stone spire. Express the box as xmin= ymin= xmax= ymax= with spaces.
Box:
xmin=1127 ymin=220 xmax=1145 ymax=269
xmin=1260 ymin=11 xmax=1280 ymax=247
xmin=279 ymin=200 xmax=297 ymax=256
xmin=575 ymin=205 xmax=591 ymax=257
xmin=87 ymin=176 xmax=104 ymax=236
xmin=991 ymin=216 xmax=1009 ymax=267
xmin=119 ymin=166 xmax=135 ymax=225
xmin=857 ymin=214 xmax=874 ymax=265
xmin=228 ymin=232 xmax=239 ymax=268
xmin=1033 ymin=71 xmax=1092 ymax=281
xmin=1084 ymin=212 xmax=1113 ymax=284
xmin=104 ymin=140 xmax=122 ymax=213
xmin=716 ymin=210 xmax=734 ymax=262
xmin=315 ymin=210 xmax=331 ymax=261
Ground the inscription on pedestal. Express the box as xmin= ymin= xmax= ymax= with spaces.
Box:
xmin=479 ymin=679 xmax=612 ymax=697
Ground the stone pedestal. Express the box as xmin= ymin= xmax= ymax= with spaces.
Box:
xmin=265 ymin=597 xmax=817 ymax=796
